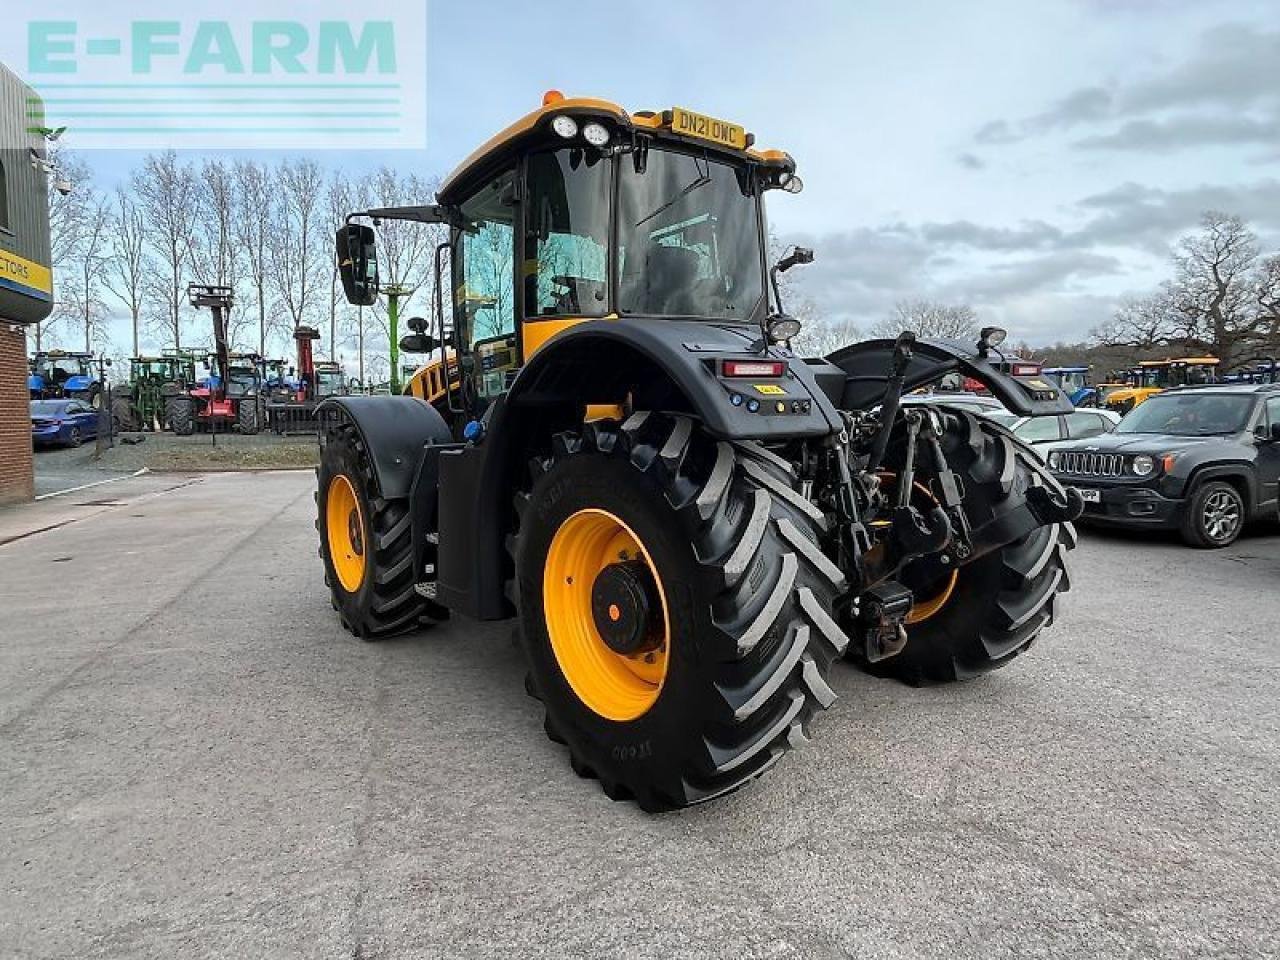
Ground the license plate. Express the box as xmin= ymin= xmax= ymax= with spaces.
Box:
xmin=669 ymin=107 xmax=747 ymax=150
xmin=1078 ymin=489 xmax=1101 ymax=503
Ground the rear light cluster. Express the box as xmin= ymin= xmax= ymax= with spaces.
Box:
xmin=721 ymin=360 xmax=785 ymax=378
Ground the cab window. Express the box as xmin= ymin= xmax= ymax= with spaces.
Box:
xmin=457 ymin=170 xmax=516 ymax=350
xmin=524 ymin=150 xmax=610 ymax=318
xmin=1266 ymin=397 xmax=1280 ymax=430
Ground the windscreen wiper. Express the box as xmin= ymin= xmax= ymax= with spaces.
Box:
xmin=634 ymin=156 xmax=712 ymax=228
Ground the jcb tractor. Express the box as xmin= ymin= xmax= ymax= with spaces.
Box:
xmin=317 ymin=93 xmax=1083 ymax=810
xmin=1103 ymin=357 xmax=1220 ymax=415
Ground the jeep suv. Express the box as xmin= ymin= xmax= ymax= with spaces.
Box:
xmin=1047 ymin=384 xmax=1280 ymax=547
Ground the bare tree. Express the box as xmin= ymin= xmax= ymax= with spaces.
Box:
xmin=268 ymin=158 xmax=326 ymax=338
xmin=57 ymin=193 xmax=112 ymax=353
xmin=191 ymin=160 xmax=250 ymax=349
xmin=233 ymin=160 xmax=274 ymax=356
xmin=38 ymin=148 xmax=95 ymax=351
xmin=134 ymin=152 xmax=199 ymax=349
xmin=1094 ymin=212 xmax=1280 ymax=368
xmin=794 ymin=316 xmax=861 ymax=357
xmin=103 ymin=185 xmax=148 ymax=358
xmin=872 ymin=299 xmax=979 ymax=341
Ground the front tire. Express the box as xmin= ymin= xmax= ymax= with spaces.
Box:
xmin=1180 ymin=480 xmax=1245 ymax=548
xmin=511 ymin=413 xmax=850 ymax=811
xmin=167 ymin=397 xmax=195 ymax=436
xmin=317 ymin=420 xmax=445 ymax=639
xmin=238 ymin=398 xmax=261 ymax=435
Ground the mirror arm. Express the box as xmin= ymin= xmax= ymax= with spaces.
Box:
xmin=348 ymin=204 xmax=456 ymax=227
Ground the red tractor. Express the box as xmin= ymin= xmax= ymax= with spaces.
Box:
xmin=167 ymin=285 xmax=264 ymax=435
xmin=267 ymin=325 xmax=347 ymax=433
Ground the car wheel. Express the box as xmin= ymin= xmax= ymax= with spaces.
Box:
xmin=68 ymin=427 xmax=83 ymax=448
xmin=1180 ymin=480 xmax=1244 ymax=548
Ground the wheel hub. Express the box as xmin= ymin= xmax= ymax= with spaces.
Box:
xmin=591 ymin=561 xmax=662 ymax=655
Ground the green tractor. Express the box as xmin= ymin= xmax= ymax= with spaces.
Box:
xmin=111 ymin=351 xmax=200 ymax=432
xmin=316 ymin=93 xmax=1083 ymax=810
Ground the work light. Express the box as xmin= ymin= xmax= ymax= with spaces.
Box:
xmin=551 ymin=115 xmax=579 ymax=139
xmin=582 ymin=122 xmax=610 ymax=147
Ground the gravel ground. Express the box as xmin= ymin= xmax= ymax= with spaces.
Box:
xmin=1 ymin=472 xmax=1278 ymax=959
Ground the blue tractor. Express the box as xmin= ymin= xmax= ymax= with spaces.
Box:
xmin=28 ymin=351 xmax=103 ymax=410
xmin=1039 ymin=366 xmax=1095 ymax=407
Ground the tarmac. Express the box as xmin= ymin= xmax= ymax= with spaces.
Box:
xmin=2 ymin=470 xmax=1278 ymax=959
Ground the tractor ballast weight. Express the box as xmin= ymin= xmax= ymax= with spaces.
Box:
xmin=315 ymin=92 xmax=1083 ymax=811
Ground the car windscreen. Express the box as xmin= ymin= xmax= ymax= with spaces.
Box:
xmin=31 ymin=401 xmax=70 ymax=416
xmin=1115 ymin=393 xmax=1253 ymax=436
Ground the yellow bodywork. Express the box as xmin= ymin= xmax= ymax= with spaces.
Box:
xmin=542 ymin=508 xmax=669 ymax=722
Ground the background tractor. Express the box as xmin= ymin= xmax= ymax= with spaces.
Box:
xmin=315 ymin=93 xmax=1082 ymax=811
xmin=1103 ymin=357 xmax=1220 ymax=415
xmin=167 ymin=285 xmax=265 ymax=436
xmin=266 ymin=325 xmax=349 ymax=433
xmin=28 ymin=350 xmax=103 ymax=409
xmin=111 ymin=351 xmax=199 ymax=432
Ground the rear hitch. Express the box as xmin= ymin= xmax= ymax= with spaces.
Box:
xmin=857 ymin=581 xmax=913 ymax=662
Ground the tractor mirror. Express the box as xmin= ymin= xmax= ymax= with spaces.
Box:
xmin=337 ymin=224 xmax=379 ymax=306
xmin=399 ymin=334 xmax=438 ymax=354
xmin=407 ymin=316 xmax=428 ymax=334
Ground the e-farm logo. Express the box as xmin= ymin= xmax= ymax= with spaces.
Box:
xmin=2 ymin=1 xmax=426 ymax=150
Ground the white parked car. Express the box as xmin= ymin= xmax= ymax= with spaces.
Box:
xmin=983 ymin=408 xmax=1121 ymax=460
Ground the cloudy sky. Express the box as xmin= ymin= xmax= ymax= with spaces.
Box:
xmin=41 ymin=0 xmax=1280 ymax=348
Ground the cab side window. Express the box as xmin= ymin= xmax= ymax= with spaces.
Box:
xmin=457 ymin=170 xmax=516 ymax=350
xmin=1266 ymin=397 xmax=1280 ymax=431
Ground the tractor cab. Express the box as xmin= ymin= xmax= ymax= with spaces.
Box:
xmin=337 ymin=93 xmax=802 ymax=427
xmin=1103 ymin=357 xmax=1220 ymax=415
xmin=29 ymin=350 xmax=100 ymax=406
xmin=1040 ymin=366 xmax=1094 ymax=406
xmin=314 ymin=362 xmax=346 ymax=399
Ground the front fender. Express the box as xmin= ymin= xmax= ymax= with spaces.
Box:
xmin=828 ymin=337 xmax=1073 ymax=416
xmin=317 ymin=395 xmax=453 ymax=499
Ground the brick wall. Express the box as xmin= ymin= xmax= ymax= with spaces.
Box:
xmin=0 ymin=324 xmax=34 ymax=505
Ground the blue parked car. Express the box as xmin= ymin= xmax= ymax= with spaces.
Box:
xmin=30 ymin=399 xmax=100 ymax=448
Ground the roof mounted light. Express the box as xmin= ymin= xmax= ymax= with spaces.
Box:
xmin=978 ymin=326 xmax=1007 ymax=357
xmin=781 ymin=174 xmax=804 ymax=194
xmin=551 ymin=115 xmax=579 ymax=139
xmin=766 ymin=316 xmax=802 ymax=344
xmin=582 ymin=122 xmax=610 ymax=147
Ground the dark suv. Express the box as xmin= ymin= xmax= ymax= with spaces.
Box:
xmin=1047 ymin=384 xmax=1280 ymax=547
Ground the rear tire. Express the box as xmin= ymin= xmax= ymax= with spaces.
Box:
xmin=510 ymin=413 xmax=850 ymax=811
xmin=111 ymin=397 xmax=139 ymax=432
xmin=167 ymin=397 xmax=195 ymax=436
xmin=317 ymin=420 xmax=446 ymax=639
xmin=1180 ymin=480 xmax=1245 ymax=548
xmin=860 ymin=410 xmax=1076 ymax=685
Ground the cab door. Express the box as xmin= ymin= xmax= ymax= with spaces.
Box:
xmin=453 ymin=168 xmax=519 ymax=410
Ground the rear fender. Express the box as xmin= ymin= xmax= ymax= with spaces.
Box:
xmin=316 ymin=395 xmax=453 ymax=499
xmin=827 ymin=337 xmax=1073 ymax=415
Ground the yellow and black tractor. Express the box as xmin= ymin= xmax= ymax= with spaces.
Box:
xmin=1103 ymin=357 xmax=1220 ymax=415
xmin=316 ymin=93 xmax=1083 ymax=810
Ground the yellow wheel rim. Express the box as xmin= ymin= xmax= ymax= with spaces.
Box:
xmin=326 ymin=474 xmax=367 ymax=593
xmin=543 ymin=509 xmax=670 ymax=722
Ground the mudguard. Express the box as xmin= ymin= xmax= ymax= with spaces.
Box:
xmin=317 ymin=395 xmax=453 ymax=499
xmin=499 ymin=317 xmax=844 ymax=440
xmin=64 ymin=375 xmax=93 ymax=393
xmin=828 ymin=337 xmax=1073 ymax=416
xmin=28 ymin=375 xmax=44 ymax=392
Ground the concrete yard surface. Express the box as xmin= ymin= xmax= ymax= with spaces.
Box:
xmin=1 ymin=472 xmax=1278 ymax=959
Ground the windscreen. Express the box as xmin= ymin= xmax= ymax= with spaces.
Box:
xmin=617 ymin=148 xmax=763 ymax=320
xmin=1115 ymin=393 xmax=1253 ymax=436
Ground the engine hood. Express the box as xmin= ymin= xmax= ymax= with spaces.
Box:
xmin=1055 ymin=433 xmax=1230 ymax=455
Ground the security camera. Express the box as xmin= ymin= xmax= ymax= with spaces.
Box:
xmin=54 ymin=180 xmax=73 ymax=196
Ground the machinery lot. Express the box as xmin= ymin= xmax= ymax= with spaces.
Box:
xmin=2 ymin=472 xmax=1277 ymax=959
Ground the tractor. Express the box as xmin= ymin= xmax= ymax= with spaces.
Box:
xmin=315 ymin=93 xmax=1083 ymax=811
xmin=1039 ymin=366 xmax=1095 ymax=407
xmin=266 ymin=325 xmax=348 ymax=433
xmin=167 ymin=285 xmax=265 ymax=435
xmin=1103 ymin=357 xmax=1219 ymax=415
xmin=111 ymin=351 xmax=200 ymax=432
xmin=29 ymin=350 xmax=103 ymax=408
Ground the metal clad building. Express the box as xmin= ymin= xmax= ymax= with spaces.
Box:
xmin=0 ymin=62 xmax=53 ymax=325
xmin=0 ymin=62 xmax=51 ymax=504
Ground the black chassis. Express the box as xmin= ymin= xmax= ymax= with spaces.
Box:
xmin=319 ymin=320 xmax=1081 ymax=625
xmin=1050 ymin=386 xmax=1280 ymax=530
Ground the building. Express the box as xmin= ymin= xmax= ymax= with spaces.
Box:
xmin=0 ymin=63 xmax=53 ymax=505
